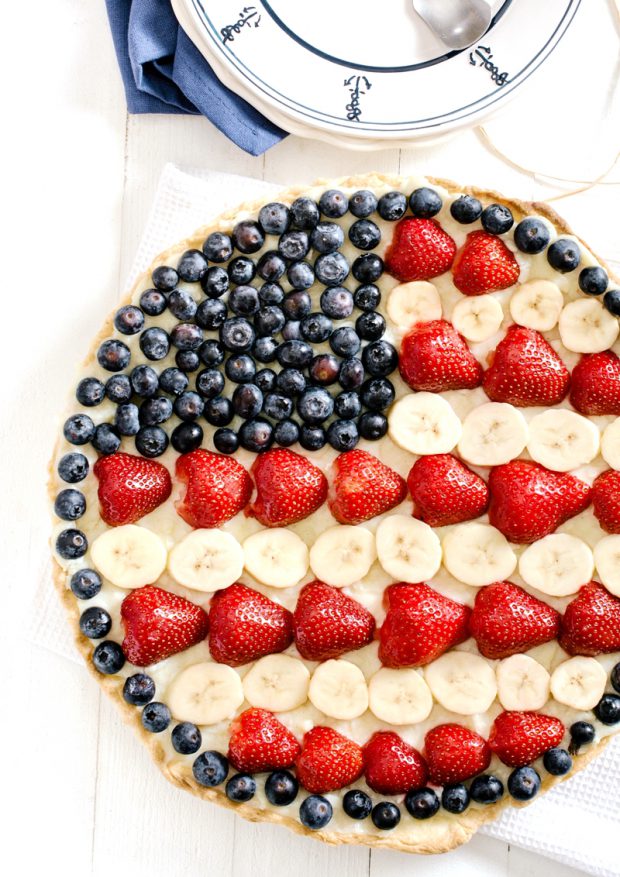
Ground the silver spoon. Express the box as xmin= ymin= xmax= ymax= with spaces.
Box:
xmin=412 ymin=0 xmax=493 ymax=51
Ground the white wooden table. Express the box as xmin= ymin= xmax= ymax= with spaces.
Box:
xmin=4 ymin=1 xmax=619 ymax=875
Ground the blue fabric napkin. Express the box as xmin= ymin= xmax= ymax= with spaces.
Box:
xmin=104 ymin=0 xmax=287 ymax=155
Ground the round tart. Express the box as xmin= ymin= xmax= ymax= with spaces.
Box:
xmin=49 ymin=173 xmax=620 ymax=854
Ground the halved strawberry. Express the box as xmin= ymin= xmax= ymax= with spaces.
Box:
xmin=560 ymin=582 xmax=620 ymax=656
xmin=488 ymin=460 xmax=591 ymax=544
xmin=379 ymin=582 xmax=471 ymax=668
xmin=452 ymin=231 xmax=520 ymax=295
xmin=94 ymin=452 xmax=172 ymax=526
xmin=384 ymin=218 xmax=456 ymax=282
xmin=292 ymin=580 xmax=375 ymax=661
xmin=329 ymin=449 xmax=407 ymax=525
xmin=424 ymin=724 xmax=491 ymax=785
xmin=469 ymin=581 xmax=560 ymax=659
xmin=399 ymin=320 xmax=483 ymax=392
xmin=570 ymin=351 xmax=620 ymax=415
xmin=175 ymin=449 xmax=252 ymax=528
xmin=247 ymin=448 xmax=327 ymax=527
xmin=592 ymin=469 xmax=620 ymax=534
xmin=208 ymin=583 xmax=293 ymax=666
xmin=363 ymin=731 xmax=428 ymax=795
xmin=489 ymin=711 xmax=565 ymax=767
xmin=295 ymin=726 xmax=364 ymax=793
xmin=407 ymin=454 xmax=489 ymax=528
xmin=483 ymin=325 xmax=570 ymax=407
xmin=120 ymin=585 xmax=209 ymax=666
xmin=228 ymin=708 xmax=301 ymax=773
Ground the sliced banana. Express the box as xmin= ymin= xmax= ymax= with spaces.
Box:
xmin=386 ymin=280 xmax=442 ymax=328
xmin=442 ymin=522 xmax=517 ymax=587
xmin=308 ymin=659 xmax=369 ymax=720
xmin=601 ymin=418 xmax=620 ymax=470
xmin=242 ymin=654 xmax=310 ymax=712
xmin=166 ymin=662 xmax=244 ymax=725
xmin=368 ymin=667 xmax=433 ymax=725
xmin=424 ymin=651 xmax=497 ymax=715
xmin=558 ymin=298 xmax=620 ymax=354
xmin=375 ymin=515 xmax=442 ymax=582
xmin=527 ymin=409 xmax=600 ymax=472
xmin=451 ymin=294 xmax=504 ymax=343
xmin=519 ymin=533 xmax=594 ymax=596
xmin=243 ymin=528 xmax=308 ymax=589
xmin=309 ymin=525 xmax=376 ymax=587
xmin=168 ymin=529 xmax=244 ymax=593
xmin=90 ymin=524 xmax=167 ymax=589
xmin=496 ymin=654 xmax=551 ymax=711
xmin=509 ymin=280 xmax=564 ymax=332
xmin=458 ymin=402 xmax=528 ymax=467
xmin=593 ymin=534 xmax=620 ymax=596
xmin=550 ymin=656 xmax=607 ymax=710
xmin=389 ymin=392 xmax=462 ymax=456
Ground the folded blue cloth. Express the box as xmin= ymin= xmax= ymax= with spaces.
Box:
xmin=104 ymin=0 xmax=286 ymax=155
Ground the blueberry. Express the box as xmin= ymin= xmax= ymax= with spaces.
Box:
xmin=174 ymin=391 xmax=204 ymax=421
xmin=315 ymin=252 xmax=350 ymax=287
xmin=450 ymin=194 xmax=482 ymax=224
xmin=97 ymin=338 xmax=131 ymax=372
xmin=203 ymin=231 xmax=233 ymax=263
xmin=259 ymin=201 xmax=290 ymax=235
xmin=139 ymin=397 xmax=173 ymax=427
xmin=276 ymin=368 xmax=306 ymax=397
xmin=263 ymin=392 xmax=294 ymax=421
xmin=508 ymin=766 xmax=541 ymax=801
xmin=58 ymin=452 xmax=89 ymax=483
xmin=594 ymin=693 xmax=620 ymax=724
xmin=342 ymin=789 xmax=372 ymax=820
xmin=204 ymin=396 xmax=234 ymax=427
xmin=356 ymin=311 xmax=386 ymax=341
xmin=113 ymin=402 xmax=138 ymax=436
xmin=362 ymin=340 xmax=398 ymax=377
xmin=327 ymin=419 xmax=359 ymax=451
xmin=320 ymin=286 xmax=354 ymax=319
xmin=319 ymin=189 xmax=348 ymax=218
xmin=79 ymin=606 xmax=112 ymax=639
xmin=301 ymin=313 xmax=332 ymax=343
xmin=288 ymin=261 xmax=315 ymax=291
xmin=171 ymin=722 xmax=202 ymax=755
xmin=238 ymin=418 xmax=274 ymax=452
xmin=135 ymin=426 xmax=169 ymax=457
xmin=228 ymin=256 xmax=256 ymax=285
xmin=177 ymin=249 xmax=208 ymax=282
xmin=514 ymin=217 xmax=551 ymax=254
xmin=92 ymin=640 xmax=125 ymax=674
xmin=196 ymin=368 xmax=225 ymax=398
xmin=330 ymin=327 xmax=361 ymax=357
xmin=299 ymin=425 xmax=326 ymax=450
xmin=105 ymin=374 xmax=132 ymax=404
xmin=309 ymin=354 xmax=340 ymax=386
xmin=140 ymin=288 xmax=167 ymax=316
xmin=378 ymin=191 xmax=407 ymax=221
xmin=354 ymin=283 xmax=381 ymax=312
xmin=283 ymin=290 xmax=312 ymax=320
xmin=196 ymin=299 xmax=228 ymax=331
xmin=300 ymin=795 xmax=333 ymax=830
xmin=297 ymin=387 xmax=334 ymax=425
xmin=334 ymin=391 xmax=361 ymax=419
xmin=152 ymin=265 xmax=178 ymax=292
xmin=352 ymin=253 xmax=383 ymax=284
xmin=569 ymin=720 xmax=595 ymax=753
xmin=140 ymin=327 xmax=170 ymax=361
xmin=175 ymin=350 xmax=200 ymax=372
xmin=603 ymin=289 xmax=620 ymax=316
xmin=254 ymin=306 xmax=286 ymax=337
xmin=548 ymin=238 xmax=581 ymax=273
xmin=213 ymin=428 xmax=239 ymax=454
xmin=200 ymin=266 xmax=229 ymax=298
xmin=310 ymin=222 xmax=345 ymax=255
xmin=171 ymin=422 xmax=203 ymax=453
xmin=225 ymin=354 xmax=256 ymax=384
xmin=233 ymin=220 xmax=264 ymax=254
xmin=123 ymin=673 xmax=156 ymax=706
xmin=371 ymin=802 xmax=400 ymax=830
xmin=358 ymin=411 xmax=388 ymax=440
xmin=543 ymin=747 xmax=572 ymax=776
xmin=76 ymin=377 xmax=105 ymax=407
xmin=220 ymin=317 xmax=255 ymax=352
xmin=348 ymin=219 xmax=381 ymax=251
xmin=226 ymin=773 xmax=256 ymax=803
xmin=159 ymin=367 xmax=189 ymax=396
xmin=481 ymin=203 xmax=514 ymax=235
xmin=170 ymin=323 xmax=203 ymax=351
xmin=229 ymin=285 xmax=260 ymax=316
xmin=92 ymin=424 xmax=121 ymax=455
xmin=361 ymin=378 xmax=395 ymax=410
xmin=255 ymin=368 xmax=277 ymax=393
xmin=259 ymin=282 xmax=285 ymax=305
xmin=142 ymin=702 xmax=171 ymax=733
xmin=257 ymin=252 xmax=286 ymax=283
xmin=64 ymin=414 xmax=95 ymax=445
xmin=339 ymin=357 xmax=365 ymax=390
xmin=253 ymin=336 xmax=279 ymax=363
xmin=131 ymin=365 xmax=159 ymax=398
xmin=469 ymin=774 xmax=504 ymax=804
xmin=114 ymin=305 xmax=145 ymax=335
xmin=168 ymin=289 xmax=198 ymax=321
xmin=273 ymin=419 xmax=300 ymax=447
xmin=70 ymin=568 xmax=101 ymax=599
xmin=265 ymin=770 xmax=299 ymax=805
xmin=289 ymin=197 xmax=320 ymax=230
xmin=233 ymin=384 xmax=263 ymax=419
xmin=350 ymin=189 xmax=378 ymax=218
xmin=405 ymin=787 xmax=440 ymax=819
xmin=277 ymin=340 xmax=313 ymax=369
xmin=409 ymin=187 xmax=442 ymax=218
xmin=611 ymin=662 xmax=620 ymax=693
xmin=278 ymin=230 xmax=310 ymax=261
xmin=199 ymin=339 xmax=225 ymax=367
xmin=441 ymin=784 xmax=470 ymax=814
xmin=579 ymin=266 xmax=608 ymax=295
xmin=282 ymin=321 xmax=301 ymax=341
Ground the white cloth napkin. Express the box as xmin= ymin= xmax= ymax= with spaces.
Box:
xmin=34 ymin=164 xmax=620 ymax=877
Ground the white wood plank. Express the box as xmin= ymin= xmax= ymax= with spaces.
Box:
xmin=370 ymin=833 xmax=509 ymax=877
xmin=507 ymin=844 xmax=591 ymax=877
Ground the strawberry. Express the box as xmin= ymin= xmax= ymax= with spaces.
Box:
xmin=228 ymin=708 xmax=301 ymax=773
xmin=424 ymin=724 xmax=491 ymax=785
xmin=560 ymin=582 xmax=620 ymax=656
xmin=399 ymin=320 xmax=483 ymax=392
xmin=482 ymin=325 xmax=570 ymax=407
xmin=208 ymin=583 xmax=293 ymax=666
xmin=292 ymin=580 xmax=375 ymax=661
xmin=452 ymin=230 xmax=520 ymax=295
xmin=384 ymin=218 xmax=456 ymax=282
xmin=379 ymin=582 xmax=471 ymax=668
xmin=469 ymin=581 xmax=560 ymax=659
xmin=489 ymin=711 xmax=565 ymax=767
xmin=488 ymin=460 xmax=591 ymax=544
xmin=363 ymin=731 xmax=428 ymax=795
xmin=247 ymin=448 xmax=328 ymax=527
xmin=295 ymin=726 xmax=364 ymax=793
xmin=570 ymin=351 xmax=620 ymax=415
xmin=175 ymin=449 xmax=252 ymax=529
xmin=120 ymin=585 xmax=209 ymax=666
xmin=592 ymin=469 xmax=620 ymax=534
xmin=407 ymin=454 xmax=489 ymax=527
xmin=329 ymin=449 xmax=407 ymax=525
xmin=94 ymin=452 xmax=172 ymax=526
